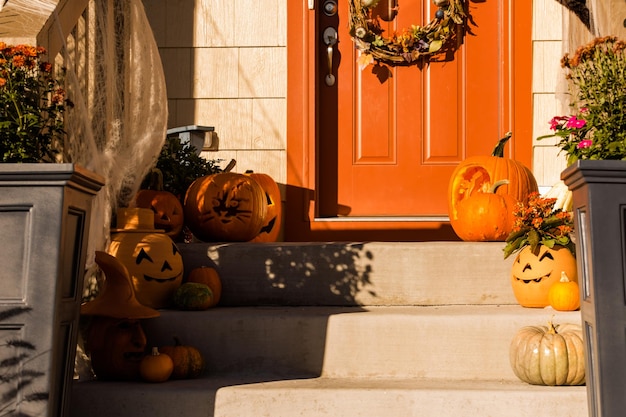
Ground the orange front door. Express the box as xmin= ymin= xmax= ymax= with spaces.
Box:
xmin=286 ymin=0 xmax=532 ymax=241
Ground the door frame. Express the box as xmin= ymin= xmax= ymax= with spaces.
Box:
xmin=285 ymin=0 xmax=533 ymax=242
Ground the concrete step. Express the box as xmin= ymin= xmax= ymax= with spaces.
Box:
xmin=179 ymin=242 xmax=517 ymax=306
xmin=140 ymin=305 xmax=581 ymax=380
xmin=70 ymin=376 xmax=587 ymax=417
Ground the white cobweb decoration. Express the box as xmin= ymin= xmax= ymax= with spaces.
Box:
xmin=49 ymin=0 xmax=167 ymax=270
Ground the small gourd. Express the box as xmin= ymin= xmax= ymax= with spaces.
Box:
xmin=186 ymin=266 xmax=222 ymax=306
xmin=139 ymin=347 xmax=174 ymax=383
xmin=160 ymin=337 xmax=205 ymax=379
xmin=173 ymin=282 xmax=213 ymax=310
xmin=548 ymin=271 xmax=580 ymax=311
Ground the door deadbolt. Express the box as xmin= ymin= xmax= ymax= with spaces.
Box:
xmin=323 ymin=0 xmax=338 ymax=16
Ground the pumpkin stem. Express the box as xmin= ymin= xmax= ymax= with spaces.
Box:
xmin=489 ymin=179 xmax=510 ymax=194
xmin=547 ymin=318 xmax=559 ymax=335
xmin=223 ymin=159 xmax=237 ymax=172
xmin=151 ymin=347 xmax=160 ymax=356
xmin=560 ymin=271 xmax=570 ymax=283
xmin=148 ymin=168 xmax=165 ymax=191
xmin=491 ymin=131 xmax=512 ymax=157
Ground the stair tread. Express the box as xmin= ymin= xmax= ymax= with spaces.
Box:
xmin=71 ymin=375 xmax=588 ymax=417
xmin=141 ymin=305 xmax=581 ymax=381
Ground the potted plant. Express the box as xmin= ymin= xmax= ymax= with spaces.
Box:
xmin=544 ymin=36 xmax=626 ymax=416
xmin=0 ymin=43 xmax=104 ymax=417
xmin=503 ymin=192 xmax=577 ymax=308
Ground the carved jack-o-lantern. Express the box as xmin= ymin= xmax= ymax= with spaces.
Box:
xmin=510 ymin=245 xmax=578 ymax=308
xmin=135 ymin=169 xmax=185 ymax=239
xmin=108 ymin=208 xmax=184 ymax=309
xmin=245 ymin=171 xmax=282 ymax=242
xmin=184 ymin=172 xmax=268 ymax=242
xmin=135 ymin=189 xmax=184 ymax=239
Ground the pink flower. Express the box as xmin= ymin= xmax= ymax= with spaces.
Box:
xmin=549 ymin=116 xmax=567 ymax=130
xmin=566 ymin=116 xmax=586 ymax=129
xmin=577 ymin=139 xmax=593 ymax=149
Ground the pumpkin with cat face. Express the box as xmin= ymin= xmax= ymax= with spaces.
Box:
xmin=184 ymin=172 xmax=268 ymax=241
xmin=108 ymin=208 xmax=184 ymax=309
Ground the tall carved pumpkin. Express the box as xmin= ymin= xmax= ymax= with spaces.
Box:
xmin=108 ymin=208 xmax=184 ymax=309
xmin=245 ymin=170 xmax=282 ymax=242
xmin=448 ymin=133 xmax=538 ymax=241
xmin=184 ymin=172 xmax=268 ymax=242
xmin=510 ymin=245 xmax=578 ymax=308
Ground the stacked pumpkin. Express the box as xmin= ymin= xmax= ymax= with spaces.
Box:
xmin=448 ymin=132 xmax=538 ymax=241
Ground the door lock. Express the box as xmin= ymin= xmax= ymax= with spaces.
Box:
xmin=323 ymin=0 xmax=338 ymax=16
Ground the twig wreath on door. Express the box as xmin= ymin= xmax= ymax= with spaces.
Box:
xmin=349 ymin=0 xmax=468 ymax=68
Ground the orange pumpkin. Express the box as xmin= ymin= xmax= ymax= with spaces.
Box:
xmin=186 ymin=266 xmax=222 ymax=306
xmin=245 ymin=171 xmax=282 ymax=242
xmin=448 ymin=133 xmax=538 ymax=241
xmin=108 ymin=208 xmax=184 ymax=309
xmin=160 ymin=337 xmax=205 ymax=379
xmin=139 ymin=347 xmax=174 ymax=383
xmin=184 ymin=172 xmax=268 ymax=242
xmin=135 ymin=168 xmax=185 ymax=239
xmin=510 ymin=245 xmax=578 ymax=308
xmin=548 ymin=272 xmax=581 ymax=311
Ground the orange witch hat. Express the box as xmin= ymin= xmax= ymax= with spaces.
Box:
xmin=81 ymin=251 xmax=160 ymax=319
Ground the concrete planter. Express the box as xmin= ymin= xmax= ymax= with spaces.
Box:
xmin=562 ymin=160 xmax=626 ymax=417
xmin=0 ymin=164 xmax=104 ymax=417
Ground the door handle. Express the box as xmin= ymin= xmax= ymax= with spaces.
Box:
xmin=323 ymin=26 xmax=337 ymax=87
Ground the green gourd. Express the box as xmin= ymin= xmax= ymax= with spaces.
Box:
xmin=172 ymin=282 xmax=213 ymax=310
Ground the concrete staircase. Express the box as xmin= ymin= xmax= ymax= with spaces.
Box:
xmin=70 ymin=242 xmax=588 ymax=417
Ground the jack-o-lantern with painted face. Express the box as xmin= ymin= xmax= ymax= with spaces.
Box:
xmin=184 ymin=172 xmax=268 ymax=242
xmin=108 ymin=208 xmax=184 ymax=309
xmin=510 ymin=245 xmax=577 ymax=308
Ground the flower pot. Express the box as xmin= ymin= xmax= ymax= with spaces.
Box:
xmin=562 ymin=159 xmax=626 ymax=417
xmin=510 ymin=244 xmax=578 ymax=308
xmin=0 ymin=163 xmax=104 ymax=416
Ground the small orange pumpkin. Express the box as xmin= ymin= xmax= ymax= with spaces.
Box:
xmin=184 ymin=172 xmax=268 ymax=242
xmin=139 ymin=347 xmax=174 ymax=383
xmin=448 ymin=133 xmax=538 ymax=241
xmin=160 ymin=337 xmax=205 ymax=379
xmin=510 ymin=245 xmax=578 ymax=308
xmin=186 ymin=266 xmax=222 ymax=306
xmin=244 ymin=171 xmax=282 ymax=242
xmin=135 ymin=168 xmax=185 ymax=239
xmin=548 ymin=272 xmax=580 ymax=311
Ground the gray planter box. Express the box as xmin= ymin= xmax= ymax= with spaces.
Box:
xmin=0 ymin=164 xmax=104 ymax=417
xmin=562 ymin=160 xmax=626 ymax=417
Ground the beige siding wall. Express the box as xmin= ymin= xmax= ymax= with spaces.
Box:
xmin=142 ymin=0 xmax=287 ymax=185
xmin=532 ymin=0 xmax=568 ymax=188
xmin=141 ymin=0 xmax=572 ymax=189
